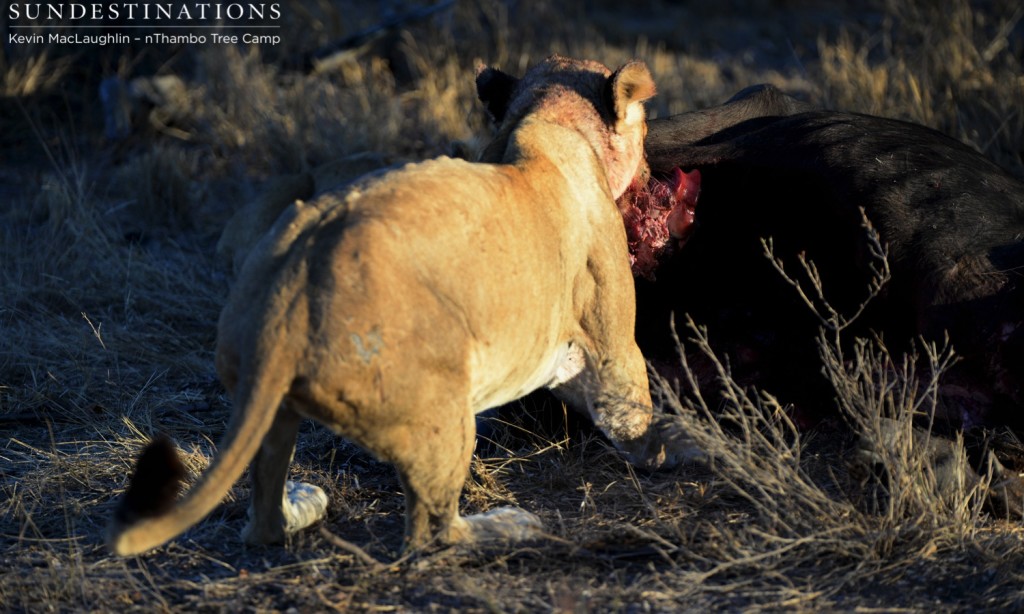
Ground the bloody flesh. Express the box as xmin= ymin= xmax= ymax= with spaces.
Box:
xmin=618 ymin=167 xmax=700 ymax=279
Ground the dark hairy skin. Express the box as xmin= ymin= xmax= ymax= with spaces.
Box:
xmin=645 ymin=84 xmax=814 ymax=153
xmin=628 ymin=84 xmax=1024 ymax=514
xmin=635 ymin=85 xmax=1024 ymax=433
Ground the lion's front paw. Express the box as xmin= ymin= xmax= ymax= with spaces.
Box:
xmin=639 ymin=413 xmax=707 ymax=471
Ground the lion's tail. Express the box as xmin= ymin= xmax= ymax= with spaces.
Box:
xmin=107 ymin=360 xmax=290 ymax=556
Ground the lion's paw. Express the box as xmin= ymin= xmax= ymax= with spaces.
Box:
xmin=449 ymin=506 xmax=544 ymax=544
xmin=639 ymin=413 xmax=707 ymax=471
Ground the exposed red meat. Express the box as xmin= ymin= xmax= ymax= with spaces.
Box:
xmin=617 ymin=167 xmax=700 ymax=280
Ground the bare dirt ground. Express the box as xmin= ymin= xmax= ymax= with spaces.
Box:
xmin=3 ymin=0 xmax=1024 ymax=611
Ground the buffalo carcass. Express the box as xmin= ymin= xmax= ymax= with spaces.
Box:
xmin=624 ymin=85 xmax=1024 ymax=510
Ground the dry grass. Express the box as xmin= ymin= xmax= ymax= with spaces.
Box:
xmin=3 ymin=0 xmax=1024 ymax=611
xmin=817 ymin=0 xmax=1024 ymax=175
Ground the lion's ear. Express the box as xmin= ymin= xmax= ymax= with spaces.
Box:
xmin=476 ymin=65 xmax=519 ymax=124
xmin=607 ymin=61 xmax=656 ymax=128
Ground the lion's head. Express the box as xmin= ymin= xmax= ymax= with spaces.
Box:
xmin=475 ymin=54 xmax=655 ymax=200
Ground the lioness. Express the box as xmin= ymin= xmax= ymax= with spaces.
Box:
xmin=108 ymin=55 xmax=698 ymax=556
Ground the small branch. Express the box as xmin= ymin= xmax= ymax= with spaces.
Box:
xmin=761 ymin=207 xmax=891 ymax=337
xmin=318 ymin=526 xmax=389 ymax=570
xmin=319 ymin=525 xmax=435 ymax=572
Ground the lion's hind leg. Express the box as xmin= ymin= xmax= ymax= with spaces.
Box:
xmin=390 ymin=401 xmax=544 ymax=552
xmin=241 ymin=405 xmax=328 ymax=545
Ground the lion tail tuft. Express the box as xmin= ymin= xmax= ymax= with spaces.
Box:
xmin=106 ymin=358 xmax=289 ymax=557
xmin=113 ymin=435 xmax=187 ymax=526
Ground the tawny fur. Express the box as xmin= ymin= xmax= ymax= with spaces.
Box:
xmin=108 ymin=55 xmax=700 ymax=557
